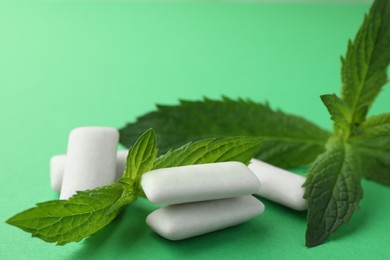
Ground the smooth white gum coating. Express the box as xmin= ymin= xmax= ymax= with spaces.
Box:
xmin=115 ymin=150 xmax=129 ymax=180
xmin=50 ymin=150 xmax=129 ymax=192
xmin=141 ymin=162 xmax=261 ymax=206
xmin=50 ymin=155 xmax=66 ymax=192
xmin=146 ymin=196 xmax=265 ymax=240
xmin=248 ymin=158 xmax=307 ymax=211
xmin=60 ymin=127 xmax=119 ymax=200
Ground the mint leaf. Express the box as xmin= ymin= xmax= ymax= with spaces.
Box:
xmin=320 ymin=94 xmax=352 ymax=138
xmin=341 ymin=0 xmax=390 ymax=125
xmin=6 ymin=182 xmax=134 ymax=245
xmin=123 ymin=128 xmax=158 ymax=180
xmin=360 ymin=113 xmax=390 ymax=137
xmin=304 ymin=138 xmax=363 ymax=247
xmin=153 ymin=136 xmax=262 ymax=169
xmin=352 ymin=113 xmax=390 ymax=185
xmin=6 ymin=129 xmax=157 ymax=245
xmin=119 ymin=97 xmax=330 ymax=168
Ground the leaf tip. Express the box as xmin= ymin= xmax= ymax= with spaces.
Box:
xmin=305 ymin=230 xmax=329 ymax=248
xmin=5 ymin=212 xmax=23 ymax=227
xmin=144 ymin=127 xmax=156 ymax=136
xmin=5 ymin=216 xmax=15 ymax=226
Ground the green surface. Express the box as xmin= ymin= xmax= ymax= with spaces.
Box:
xmin=1 ymin=1 xmax=389 ymax=259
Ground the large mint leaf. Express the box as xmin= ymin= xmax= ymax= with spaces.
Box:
xmin=120 ymin=97 xmax=330 ymax=168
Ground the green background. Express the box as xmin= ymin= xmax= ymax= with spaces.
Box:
xmin=1 ymin=1 xmax=389 ymax=259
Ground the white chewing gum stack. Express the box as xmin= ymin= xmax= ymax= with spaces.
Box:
xmin=147 ymin=196 xmax=264 ymax=240
xmin=248 ymin=158 xmax=307 ymax=211
xmin=143 ymin=162 xmax=265 ymax=240
xmin=60 ymin=127 xmax=119 ymax=200
xmin=50 ymin=150 xmax=128 ymax=192
xmin=141 ymin=162 xmax=261 ymax=205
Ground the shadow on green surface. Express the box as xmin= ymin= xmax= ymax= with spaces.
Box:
xmin=152 ymin=220 xmax=268 ymax=257
xmin=67 ymin=190 xmax=385 ymax=257
xmin=66 ymin=200 xmax=153 ymax=259
xmin=67 ymin=197 xmax=277 ymax=259
xmin=67 ymin=196 xmax=313 ymax=259
xmin=156 ymin=197 xmax=308 ymax=257
xmin=255 ymin=195 xmax=308 ymax=223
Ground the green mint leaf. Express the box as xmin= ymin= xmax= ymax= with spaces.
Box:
xmin=320 ymin=94 xmax=352 ymax=138
xmin=6 ymin=129 xmax=157 ymax=245
xmin=121 ymin=128 xmax=158 ymax=198
xmin=359 ymin=113 xmax=390 ymax=137
xmin=303 ymin=138 xmax=363 ymax=247
xmin=6 ymin=182 xmax=135 ymax=245
xmin=122 ymin=128 xmax=158 ymax=181
xmin=119 ymin=97 xmax=330 ymax=168
xmin=352 ymin=113 xmax=390 ymax=185
xmin=341 ymin=0 xmax=390 ymax=124
xmin=153 ymin=136 xmax=262 ymax=169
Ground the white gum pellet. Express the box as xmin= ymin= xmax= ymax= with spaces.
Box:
xmin=50 ymin=150 xmax=128 ymax=192
xmin=115 ymin=150 xmax=128 ymax=180
xmin=146 ymin=196 xmax=265 ymax=240
xmin=50 ymin=155 xmax=67 ymax=192
xmin=141 ymin=162 xmax=261 ymax=206
xmin=248 ymin=158 xmax=307 ymax=211
xmin=60 ymin=127 xmax=119 ymax=200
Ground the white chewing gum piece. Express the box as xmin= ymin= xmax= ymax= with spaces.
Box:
xmin=60 ymin=127 xmax=119 ymax=200
xmin=141 ymin=162 xmax=261 ymax=205
xmin=50 ymin=150 xmax=129 ymax=192
xmin=146 ymin=196 xmax=265 ymax=240
xmin=50 ymin=155 xmax=66 ymax=192
xmin=248 ymin=158 xmax=307 ymax=211
xmin=115 ymin=150 xmax=128 ymax=180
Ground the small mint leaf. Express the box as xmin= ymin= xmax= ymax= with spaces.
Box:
xmin=153 ymin=136 xmax=263 ymax=169
xmin=6 ymin=182 xmax=133 ymax=246
xmin=352 ymin=113 xmax=390 ymax=185
xmin=320 ymin=94 xmax=352 ymax=138
xmin=303 ymin=138 xmax=363 ymax=247
xmin=123 ymin=128 xmax=158 ymax=181
xmin=6 ymin=129 xmax=158 ymax=245
xmin=341 ymin=0 xmax=390 ymax=123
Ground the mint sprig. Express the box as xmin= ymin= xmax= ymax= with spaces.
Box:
xmin=6 ymin=129 xmax=263 ymax=245
xmin=304 ymin=0 xmax=390 ymax=247
xmin=118 ymin=0 xmax=390 ymax=247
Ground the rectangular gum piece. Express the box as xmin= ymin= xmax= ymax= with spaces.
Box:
xmin=60 ymin=127 xmax=119 ymax=200
xmin=146 ymin=195 xmax=265 ymax=240
xmin=141 ymin=161 xmax=261 ymax=205
xmin=248 ymin=158 xmax=307 ymax=211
